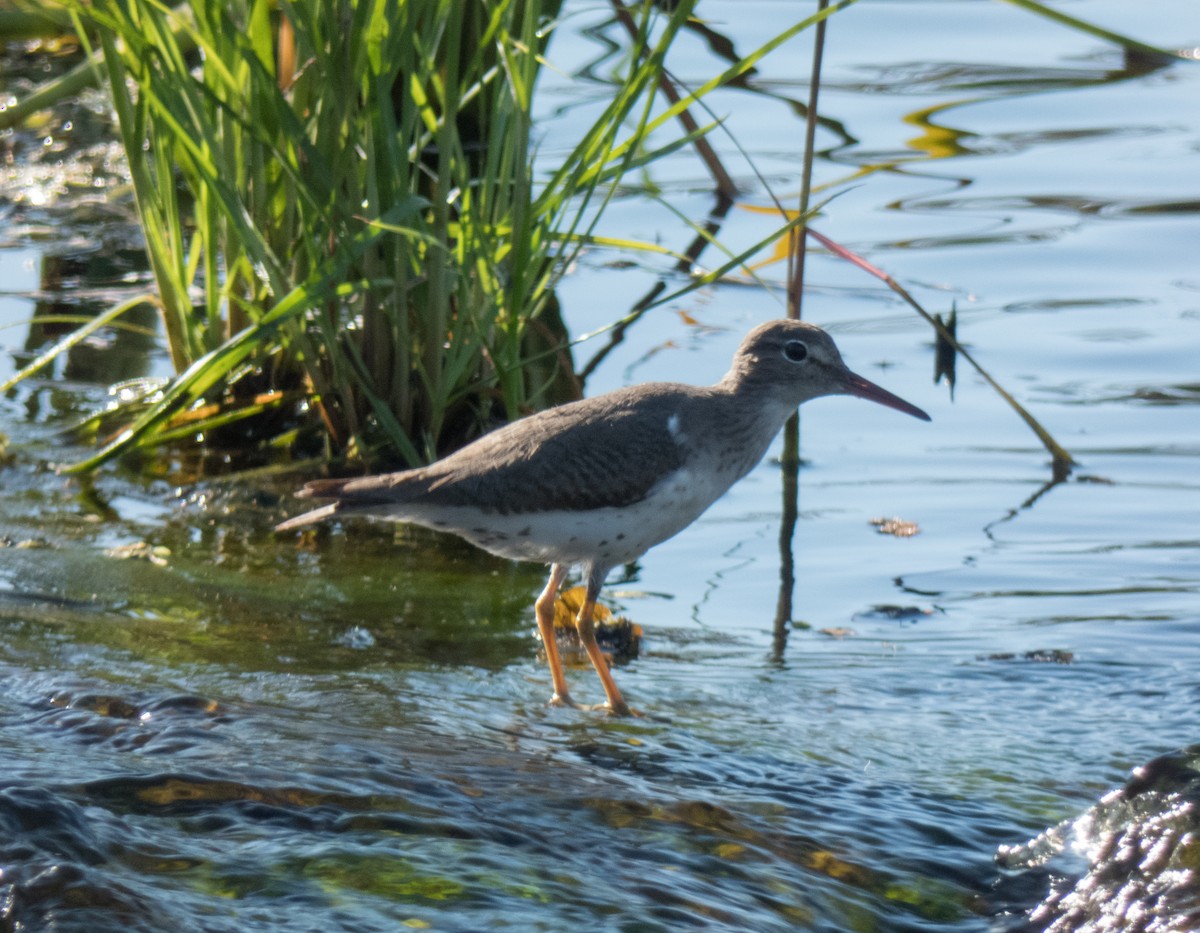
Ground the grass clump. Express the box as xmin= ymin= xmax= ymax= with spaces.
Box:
xmin=36 ymin=0 xmax=723 ymax=473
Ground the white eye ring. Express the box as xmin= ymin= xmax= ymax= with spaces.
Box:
xmin=783 ymin=340 xmax=808 ymax=363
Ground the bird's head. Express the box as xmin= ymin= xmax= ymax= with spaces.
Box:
xmin=724 ymin=319 xmax=930 ymax=421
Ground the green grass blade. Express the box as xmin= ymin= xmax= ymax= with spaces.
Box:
xmin=0 ymin=295 xmax=160 ymax=395
xmin=994 ymin=0 xmax=1184 ymax=62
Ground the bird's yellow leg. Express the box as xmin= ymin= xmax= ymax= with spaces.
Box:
xmin=534 ymin=564 xmax=578 ymax=709
xmin=575 ymin=598 xmax=639 ymax=717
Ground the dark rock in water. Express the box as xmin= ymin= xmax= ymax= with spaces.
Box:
xmin=854 ymin=603 xmax=940 ymax=622
xmin=982 ymin=649 xmax=1074 ymax=665
xmin=998 ymin=746 xmax=1200 ymax=932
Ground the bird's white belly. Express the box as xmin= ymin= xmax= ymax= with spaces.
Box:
xmin=382 ymin=465 xmax=738 ymax=570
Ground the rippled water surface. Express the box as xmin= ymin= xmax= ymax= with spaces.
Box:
xmin=2 ymin=2 xmax=1199 ymax=930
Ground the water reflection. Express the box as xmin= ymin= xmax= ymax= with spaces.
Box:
xmin=19 ymin=248 xmax=158 ymax=386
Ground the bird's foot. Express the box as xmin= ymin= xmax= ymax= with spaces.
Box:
xmin=548 ymin=694 xmax=642 ymax=717
xmin=591 ymin=701 xmax=642 ymax=718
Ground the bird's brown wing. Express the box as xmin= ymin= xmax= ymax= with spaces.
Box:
xmin=292 ymin=383 xmax=693 ymax=517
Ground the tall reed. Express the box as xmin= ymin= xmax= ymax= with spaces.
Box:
xmin=57 ymin=0 xmax=713 ymax=472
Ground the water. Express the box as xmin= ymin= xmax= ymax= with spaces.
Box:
xmin=2 ymin=1 xmax=1199 ymax=930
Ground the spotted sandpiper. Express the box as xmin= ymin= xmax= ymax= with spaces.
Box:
xmin=276 ymin=319 xmax=930 ymax=715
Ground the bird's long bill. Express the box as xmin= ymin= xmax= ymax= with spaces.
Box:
xmin=841 ymin=371 xmax=931 ymax=421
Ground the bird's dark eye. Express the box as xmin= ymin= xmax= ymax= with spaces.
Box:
xmin=782 ymin=340 xmax=808 ymax=362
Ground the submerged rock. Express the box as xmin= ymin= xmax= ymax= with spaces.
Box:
xmin=999 ymin=746 xmax=1200 ymax=932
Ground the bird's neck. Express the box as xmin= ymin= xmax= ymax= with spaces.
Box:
xmin=706 ymin=379 xmax=802 ymax=476
xmin=716 ymin=370 xmax=806 ymax=430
